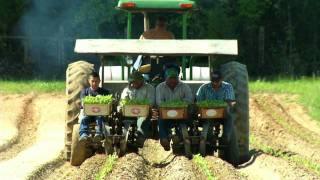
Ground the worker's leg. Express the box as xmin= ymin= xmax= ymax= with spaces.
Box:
xmin=79 ymin=115 xmax=94 ymax=141
xmin=158 ymin=119 xmax=172 ymax=151
xmin=93 ymin=116 xmax=105 ymax=142
xmin=136 ymin=117 xmax=150 ymax=147
xmin=222 ymin=107 xmax=235 ymax=142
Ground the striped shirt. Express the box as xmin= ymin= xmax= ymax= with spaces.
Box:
xmin=156 ymin=81 xmax=193 ymax=106
xmin=196 ymin=81 xmax=235 ymax=101
xmin=121 ymin=83 xmax=155 ymax=106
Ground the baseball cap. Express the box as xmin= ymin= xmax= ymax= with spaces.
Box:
xmin=165 ymin=68 xmax=179 ymax=78
xmin=211 ymin=70 xmax=222 ymax=82
xmin=128 ymin=71 xmax=144 ymax=82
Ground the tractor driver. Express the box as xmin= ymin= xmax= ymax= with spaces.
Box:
xmin=196 ymin=70 xmax=236 ymax=155
xmin=156 ymin=67 xmax=193 ymax=151
xmin=139 ymin=16 xmax=178 ymax=82
xmin=79 ymin=72 xmax=110 ymax=142
xmin=140 ymin=16 xmax=175 ymax=39
xmin=120 ymin=71 xmax=155 ymax=147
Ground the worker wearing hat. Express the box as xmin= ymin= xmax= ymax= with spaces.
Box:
xmin=156 ymin=67 xmax=193 ymax=151
xmin=120 ymin=71 xmax=155 ymax=147
xmin=196 ymin=70 xmax=237 ymax=156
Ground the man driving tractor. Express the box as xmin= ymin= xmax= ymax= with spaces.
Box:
xmin=140 ymin=16 xmax=175 ymax=39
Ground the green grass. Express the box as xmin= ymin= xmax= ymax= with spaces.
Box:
xmin=95 ymin=154 xmax=118 ymax=180
xmin=250 ymin=78 xmax=320 ymax=122
xmin=193 ymin=154 xmax=215 ymax=180
xmin=0 ymin=80 xmax=65 ymax=94
xmin=250 ymin=135 xmax=320 ymax=176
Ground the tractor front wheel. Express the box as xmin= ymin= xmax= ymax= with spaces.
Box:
xmin=65 ymin=61 xmax=94 ymax=160
xmin=70 ymin=124 xmax=90 ymax=166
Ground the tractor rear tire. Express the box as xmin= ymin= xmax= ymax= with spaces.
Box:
xmin=70 ymin=124 xmax=90 ymax=166
xmin=218 ymin=126 xmax=240 ymax=166
xmin=220 ymin=61 xmax=249 ymax=163
xmin=65 ymin=61 xmax=94 ymax=160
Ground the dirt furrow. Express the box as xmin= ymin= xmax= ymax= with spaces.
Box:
xmin=250 ymin=95 xmax=320 ymax=163
xmin=273 ymin=94 xmax=320 ymax=136
xmin=106 ymin=140 xmax=207 ymax=180
xmin=0 ymin=94 xmax=37 ymax=161
xmin=141 ymin=140 xmax=206 ymax=180
xmin=260 ymin=94 xmax=320 ymax=146
xmin=238 ymin=95 xmax=320 ymax=179
xmin=106 ymin=153 xmax=147 ymax=180
xmin=204 ymin=156 xmax=245 ymax=180
xmin=30 ymin=161 xmax=79 ymax=180
xmin=0 ymin=94 xmax=66 ymax=179
xmin=238 ymin=152 xmax=319 ymax=180
xmin=0 ymin=94 xmax=30 ymax=151
xmin=32 ymin=154 xmax=107 ymax=180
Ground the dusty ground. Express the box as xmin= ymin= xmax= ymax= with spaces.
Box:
xmin=0 ymin=94 xmax=34 ymax=152
xmin=0 ymin=93 xmax=320 ymax=180
xmin=237 ymin=94 xmax=320 ymax=180
xmin=0 ymin=94 xmax=65 ymax=179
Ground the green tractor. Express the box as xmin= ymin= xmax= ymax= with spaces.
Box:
xmin=65 ymin=0 xmax=249 ymax=166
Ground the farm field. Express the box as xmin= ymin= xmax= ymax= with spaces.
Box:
xmin=0 ymin=79 xmax=319 ymax=179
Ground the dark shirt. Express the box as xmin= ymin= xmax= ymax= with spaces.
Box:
xmin=80 ymin=87 xmax=110 ymax=105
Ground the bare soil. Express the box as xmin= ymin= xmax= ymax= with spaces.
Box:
xmin=237 ymin=94 xmax=320 ymax=179
xmin=250 ymin=94 xmax=320 ymax=163
xmin=0 ymin=93 xmax=37 ymax=161
xmin=0 ymin=94 xmax=31 ymax=151
xmin=0 ymin=94 xmax=65 ymax=179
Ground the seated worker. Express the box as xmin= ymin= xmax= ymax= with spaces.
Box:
xmin=79 ymin=72 xmax=110 ymax=142
xmin=121 ymin=71 xmax=155 ymax=146
xmin=156 ymin=67 xmax=193 ymax=151
xmin=140 ymin=16 xmax=175 ymax=39
xmin=196 ymin=70 xmax=236 ymax=154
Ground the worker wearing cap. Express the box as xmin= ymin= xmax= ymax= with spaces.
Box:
xmin=120 ymin=71 xmax=155 ymax=146
xmin=156 ymin=67 xmax=193 ymax=151
xmin=196 ymin=70 xmax=236 ymax=155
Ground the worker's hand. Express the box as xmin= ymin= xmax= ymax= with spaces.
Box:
xmin=117 ymin=105 xmax=122 ymax=112
xmin=229 ymin=101 xmax=236 ymax=107
xmin=151 ymin=108 xmax=159 ymax=121
xmin=226 ymin=100 xmax=236 ymax=107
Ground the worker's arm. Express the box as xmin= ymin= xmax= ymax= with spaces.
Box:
xmin=147 ymin=85 xmax=156 ymax=107
xmin=195 ymin=84 xmax=206 ymax=102
xmin=155 ymin=84 xmax=164 ymax=106
xmin=120 ymin=86 xmax=130 ymax=100
xmin=225 ymin=84 xmax=236 ymax=107
xmin=182 ymin=84 xmax=193 ymax=103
